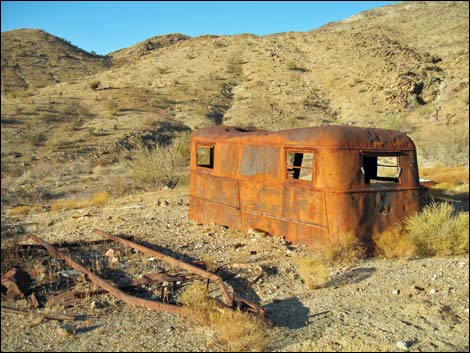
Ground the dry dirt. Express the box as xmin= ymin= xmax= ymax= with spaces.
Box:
xmin=1 ymin=186 xmax=469 ymax=352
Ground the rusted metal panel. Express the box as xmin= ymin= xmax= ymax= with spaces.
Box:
xmin=191 ymin=172 xmax=239 ymax=208
xmin=190 ymin=125 xmax=421 ymax=250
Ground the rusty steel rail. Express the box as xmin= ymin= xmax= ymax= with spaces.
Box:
xmin=94 ymin=229 xmax=271 ymax=326
xmin=28 ymin=234 xmax=183 ymax=315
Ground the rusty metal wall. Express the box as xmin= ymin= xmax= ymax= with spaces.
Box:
xmin=189 ymin=126 xmax=421 ymax=248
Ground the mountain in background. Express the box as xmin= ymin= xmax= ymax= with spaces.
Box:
xmin=1 ymin=1 xmax=468 ymax=193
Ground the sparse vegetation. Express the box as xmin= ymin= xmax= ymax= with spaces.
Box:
xmin=298 ymin=258 xmax=330 ymax=289
xmin=404 ymin=202 xmax=469 ymax=256
xmin=128 ymin=142 xmax=186 ymax=189
xmin=89 ymin=80 xmax=101 ymax=90
xmin=50 ymin=191 xmax=110 ymax=211
xmin=287 ymin=60 xmax=308 ymax=72
xmin=298 ymin=232 xmax=365 ymax=290
xmin=179 ymin=281 xmax=271 ymax=352
xmin=415 ymin=127 xmax=469 ymax=166
xmin=372 ymin=227 xmax=416 ymax=259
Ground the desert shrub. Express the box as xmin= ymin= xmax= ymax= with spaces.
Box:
xmin=89 ymin=80 xmax=101 ymax=90
xmin=321 ymin=232 xmax=366 ymax=267
xmin=372 ymin=227 xmax=416 ymax=259
xmin=287 ymin=61 xmax=308 ymax=72
xmin=128 ymin=143 xmax=186 ymax=189
xmin=26 ymin=132 xmax=48 ymax=146
xmin=298 ymin=258 xmax=330 ymax=289
xmin=404 ymin=202 xmax=469 ymax=256
xmin=415 ymin=127 xmax=469 ymax=166
xmin=179 ymin=281 xmax=270 ymax=352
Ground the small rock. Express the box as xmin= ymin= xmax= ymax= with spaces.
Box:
xmin=429 ymin=288 xmax=438 ymax=295
xmin=58 ymin=323 xmax=76 ymax=337
xmin=392 ymin=289 xmax=400 ymax=295
xmin=396 ymin=340 xmax=410 ymax=350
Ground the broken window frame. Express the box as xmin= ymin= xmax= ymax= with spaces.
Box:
xmin=196 ymin=145 xmax=214 ymax=169
xmin=284 ymin=149 xmax=315 ymax=185
xmin=361 ymin=152 xmax=402 ymax=185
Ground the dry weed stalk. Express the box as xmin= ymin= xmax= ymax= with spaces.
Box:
xmin=372 ymin=227 xmax=416 ymax=259
xmin=179 ymin=281 xmax=271 ymax=352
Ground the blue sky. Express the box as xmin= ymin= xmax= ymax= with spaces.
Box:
xmin=1 ymin=1 xmax=398 ymax=55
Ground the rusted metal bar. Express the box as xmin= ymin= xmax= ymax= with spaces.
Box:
xmin=1 ymin=306 xmax=88 ymax=321
xmin=94 ymin=229 xmax=272 ymax=326
xmin=28 ymin=234 xmax=184 ymax=315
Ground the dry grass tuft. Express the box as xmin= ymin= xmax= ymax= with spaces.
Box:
xmin=404 ymin=202 xmax=469 ymax=256
xmin=298 ymin=258 xmax=330 ymax=289
xmin=201 ymin=255 xmax=219 ymax=272
xmin=298 ymin=232 xmax=365 ymax=290
xmin=91 ymin=191 xmax=110 ymax=206
xmin=179 ymin=281 xmax=271 ymax=352
xmin=322 ymin=232 xmax=366 ymax=267
xmin=10 ymin=205 xmax=42 ymax=216
xmin=419 ymin=166 xmax=469 ymax=186
xmin=372 ymin=227 xmax=416 ymax=259
xmin=50 ymin=191 xmax=110 ymax=211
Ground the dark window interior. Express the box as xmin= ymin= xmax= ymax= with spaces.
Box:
xmin=286 ymin=151 xmax=314 ymax=181
xmin=197 ymin=146 xmax=214 ymax=168
xmin=362 ymin=155 xmax=401 ymax=184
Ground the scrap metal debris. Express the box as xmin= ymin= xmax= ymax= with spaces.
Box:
xmin=1 ymin=268 xmax=32 ymax=300
xmin=22 ymin=231 xmax=272 ymax=327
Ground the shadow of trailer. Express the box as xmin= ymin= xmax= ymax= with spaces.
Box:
xmin=189 ymin=125 xmax=421 ymax=251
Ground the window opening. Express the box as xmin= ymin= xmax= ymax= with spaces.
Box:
xmin=197 ymin=146 xmax=214 ymax=168
xmin=362 ymin=154 xmax=401 ymax=184
xmin=286 ymin=151 xmax=314 ymax=182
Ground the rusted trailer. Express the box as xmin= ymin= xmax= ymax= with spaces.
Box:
xmin=189 ymin=125 xmax=421 ymax=249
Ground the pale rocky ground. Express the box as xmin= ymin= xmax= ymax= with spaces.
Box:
xmin=1 ymin=187 xmax=468 ymax=352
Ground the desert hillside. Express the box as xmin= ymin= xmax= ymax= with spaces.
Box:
xmin=1 ymin=29 xmax=112 ymax=93
xmin=1 ymin=2 xmax=469 ymax=352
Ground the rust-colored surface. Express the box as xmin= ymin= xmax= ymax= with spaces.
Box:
xmin=1 ymin=268 xmax=32 ymax=300
xmin=189 ymin=125 xmax=421 ymax=250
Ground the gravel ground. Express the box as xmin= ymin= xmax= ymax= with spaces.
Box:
xmin=1 ymin=187 xmax=469 ymax=352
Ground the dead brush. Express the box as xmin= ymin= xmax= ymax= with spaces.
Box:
xmin=297 ymin=258 xmax=330 ymax=289
xmin=372 ymin=227 xmax=416 ymax=259
xmin=298 ymin=232 xmax=366 ymax=290
xmin=50 ymin=191 xmax=110 ymax=211
xmin=10 ymin=205 xmax=42 ymax=216
xmin=321 ymin=232 xmax=366 ymax=267
xmin=179 ymin=281 xmax=271 ymax=352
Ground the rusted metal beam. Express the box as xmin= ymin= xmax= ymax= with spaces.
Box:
xmin=28 ymin=234 xmax=183 ymax=315
xmin=1 ymin=306 xmax=89 ymax=321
